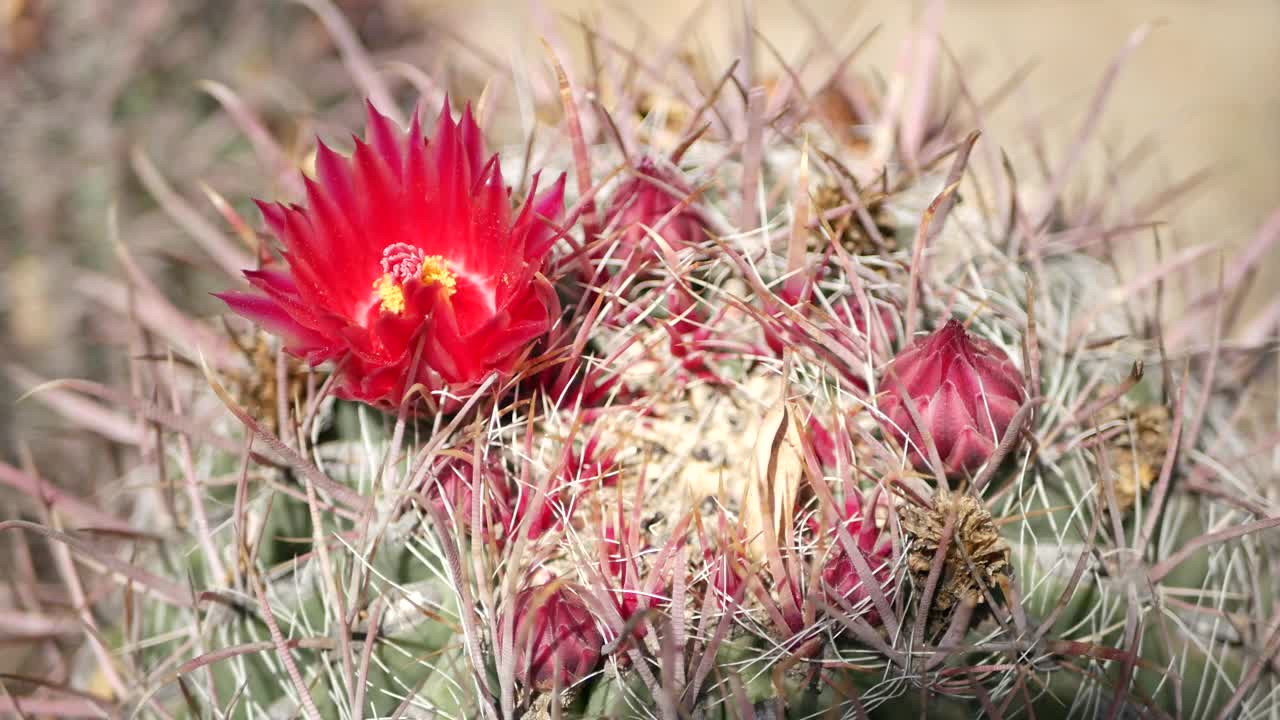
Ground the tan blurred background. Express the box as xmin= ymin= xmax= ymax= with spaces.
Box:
xmin=461 ymin=0 xmax=1278 ymax=254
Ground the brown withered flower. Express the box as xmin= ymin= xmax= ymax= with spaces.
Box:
xmin=810 ymin=182 xmax=898 ymax=258
xmin=1098 ymin=401 xmax=1171 ymax=513
xmin=900 ymin=489 xmax=1011 ymax=634
xmin=226 ymin=329 xmax=312 ymax=434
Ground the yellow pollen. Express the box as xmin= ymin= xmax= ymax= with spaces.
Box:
xmin=420 ymin=255 xmax=457 ymax=298
xmin=373 ymin=274 xmax=406 ymax=314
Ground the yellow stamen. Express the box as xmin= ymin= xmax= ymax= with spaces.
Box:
xmin=420 ymin=255 xmax=457 ymax=298
xmin=373 ymin=274 xmax=406 ymax=314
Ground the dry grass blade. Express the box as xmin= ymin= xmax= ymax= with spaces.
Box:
xmin=0 ymin=521 xmax=192 ymax=607
xmin=292 ymin=0 xmax=400 ymax=124
xmin=0 ymin=462 xmax=132 ymax=533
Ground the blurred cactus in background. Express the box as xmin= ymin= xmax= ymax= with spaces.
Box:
xmin=2 ymin=1 xmax=1279 ymax=718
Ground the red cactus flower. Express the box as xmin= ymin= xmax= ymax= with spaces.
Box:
xmin=216 ymin=100 xmax=566 ymax=409
xmin=879 ymin=319 xmax=1025 ymax=476
xmin=509 ymin=583 xmax=603 ymax=691
xmin=599 ymin=158 xmax=705 ymax=267
xmin=818 ymin=492 xmax=894 ymax=624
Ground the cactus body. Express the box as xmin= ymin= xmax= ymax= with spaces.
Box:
xmin=4 ymin=7 xmax=1278 ymax=720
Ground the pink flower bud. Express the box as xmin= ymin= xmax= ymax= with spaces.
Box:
xmin=421 ymin=450 xmax=513 ymax=535
xmin=602 ymin=158 xmax=706 ymax=259
xmin=509 ymin=583 xmax=603 ymax=692
xmin=819 ymin=493 xmax=894 ymax=624
xmin=879 ymin=320 xmax=1026 ymax=477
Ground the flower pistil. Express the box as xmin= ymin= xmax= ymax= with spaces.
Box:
xmin=373 ymin=242 xmax=458 ymax=315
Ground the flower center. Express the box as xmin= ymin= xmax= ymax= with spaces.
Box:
xmin=372 ymin=275 xmax=407 ymax=314
xmin=373 ymin=243 xmax=458 ymax=314
xmin=420 ymin=256 xmax=457 ymax=296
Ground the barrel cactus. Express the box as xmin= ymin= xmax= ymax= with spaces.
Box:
xmin=4 ymin=4 xmax=1278 ymax=720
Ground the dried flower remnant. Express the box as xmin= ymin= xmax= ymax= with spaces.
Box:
xmin=880 ymin=319 xmax=1026 ymax=477
xmin=900 ymin=490 xmax=1011 ymax=634
xmin=217 ymin=100 xmax=567 ymax=409
xmin=810 ymin=183 xmax=898 ymax=258
xmin=1098 ymin=401 xmax=1171 ymax=513
xmin=225 ymin=329 xmax=311 ymax=433
xmin=509 ymin=582 xmax=604 ymax=692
